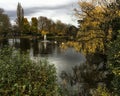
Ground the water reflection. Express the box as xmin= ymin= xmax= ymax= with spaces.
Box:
xmin=0 ymin=39 xmax=8 ymax=48
xmin=19 ymin=38 xmax=30 ymax=52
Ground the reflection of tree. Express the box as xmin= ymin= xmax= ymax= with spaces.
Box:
xmin=32 ymin=40 xmax=39 ymax=56
xmin=20 ymin=38 xmax=30 ymax=52
xmin=0 ymin=39 xmax=8 ymax=47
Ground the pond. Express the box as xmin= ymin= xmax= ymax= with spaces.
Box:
xmin=0 ymin=38 xmax=86 ymax=76
xmin=0 ymin=38 xmax=105 ymax=95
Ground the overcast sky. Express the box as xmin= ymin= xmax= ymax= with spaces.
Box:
xmin=0 ymin=0 xmax=79 ymax=26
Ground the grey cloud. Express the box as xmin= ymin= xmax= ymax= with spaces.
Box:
xmin=27 ymin=2 xmax=74 ymax=10
xmin=5 ymin=2 xmax=76 ymax=20
xmin=6 ymin=10 xmax=16 ymax=19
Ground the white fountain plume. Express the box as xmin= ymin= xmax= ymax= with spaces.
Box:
xmin=44 ymin=34 xmax=46 ymax=41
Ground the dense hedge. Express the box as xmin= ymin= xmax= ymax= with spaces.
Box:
xmin=0 ymin=47 xmax=58 ymax=96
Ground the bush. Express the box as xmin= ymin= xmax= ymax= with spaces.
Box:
xmin=107 ymin=32 xmax=120 ymax=96
xmin=0 ymin=47 xmax=58 ymax=96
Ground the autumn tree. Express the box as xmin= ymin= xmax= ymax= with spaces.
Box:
xmin=30 ymin=17 xmax=38 ymax=35
xmin=106 ymin=1 xmax=120 ymax=40
xmin=54 ymin=20 xmax=68 ymax=36
xmin=49 ymin=20 xmax=56 ymax=36
xmin=75 ymin=0 xmax=120 ymax=95
xmin=38 ymin=16 xmax=51 ymax=36
xmin=76 ymin=2 xmax=105 ymax=54
xmin=46 ymin=19 xmax=54 ymax=35
xmin=38 ymin=16 xmax=57 ymax=37
xmin=66 ymin=25 xmax=78 ymax=40
xmin=16 ymin=3 xmax=24 ymax=35
xmin=75 ymin=1 xmax=117 ymax=54
xmin=23 ymin=18 xmax=30 ymax=34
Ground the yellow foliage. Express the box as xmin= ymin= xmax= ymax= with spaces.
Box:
xmin=107 ymin=28 xmax=112 ymax=40
xmin=77 ymin=30 xmax=105 ymax=54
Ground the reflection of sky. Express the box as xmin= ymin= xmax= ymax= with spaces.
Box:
xmin=48 ymin=48 xmax=86 ymax=77
xmin=0 ymin=0 xmax=79 ymax=26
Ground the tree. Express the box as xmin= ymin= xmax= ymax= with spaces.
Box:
xmin=107 ymin=1 xmax=120 ymax=40
xmin=30 ymin=17 xmax=38 ymax=35
xmin=55 ymin=20 xmax=67 ymax=36
xmin=66 ymin=25 xmax=78 ymax=40
xmin=107 ymin=32 xmax=120 ymax=96
xmin=75 ymin=1 xmax=118 ymax=54
xmin=12 ymin=25 xmax=19 ymax=37
xmin=74 ymin=0 xmax=120 ymax=95
xmin=38 ymin=16 xmax=72 ymax=38
xmin=76 ymin=2 xmax=106 ymax=54
xmin=16 ymin=3 xmax=24 ymax=35
xmin=0 ymin=8 xmax=11 ymax=37
xmin=23 ymin=18 xmax=30 ymax=34
xmin=38 ymin=16 xmax=47 ymax=33
xmin=50 ymin=21 xmax=56 ymax=35
xmin=46 ymin=19 xmax=54 ymax=35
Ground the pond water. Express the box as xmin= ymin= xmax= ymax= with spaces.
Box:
xmin=0 ymin=38 xmax=106 ymax=96
xmin=0 ymin=38 xmax=86 ymax=76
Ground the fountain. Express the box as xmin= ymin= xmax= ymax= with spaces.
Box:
xmin=44 ymin=34 xmax=46 ymax=41
xmin=41 ymin=34 xmax=50 ymax=49
xmin=41 ymin=34 xmax=49 ymax=43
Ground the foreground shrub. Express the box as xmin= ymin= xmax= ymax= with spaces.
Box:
xmin=0 ymin=47 xmax=58 ymax=96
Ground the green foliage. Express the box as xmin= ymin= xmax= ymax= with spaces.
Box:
xmin=0 ymin=47 xmax=58 ymax=96
xmin=112 ymin=75 xmax=120 ymax=96
xmin=23 ymin=18 xmax=30 ymax=34
xmin=0 ymin=8 xmax=11 ymax=37
xmin=30 ymin=17 xmax=38 ymax=35
xmin=107 ymin=32 xmax=120 ymax=96
xmin=108 ymin=36 xmax=120 ymax=75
